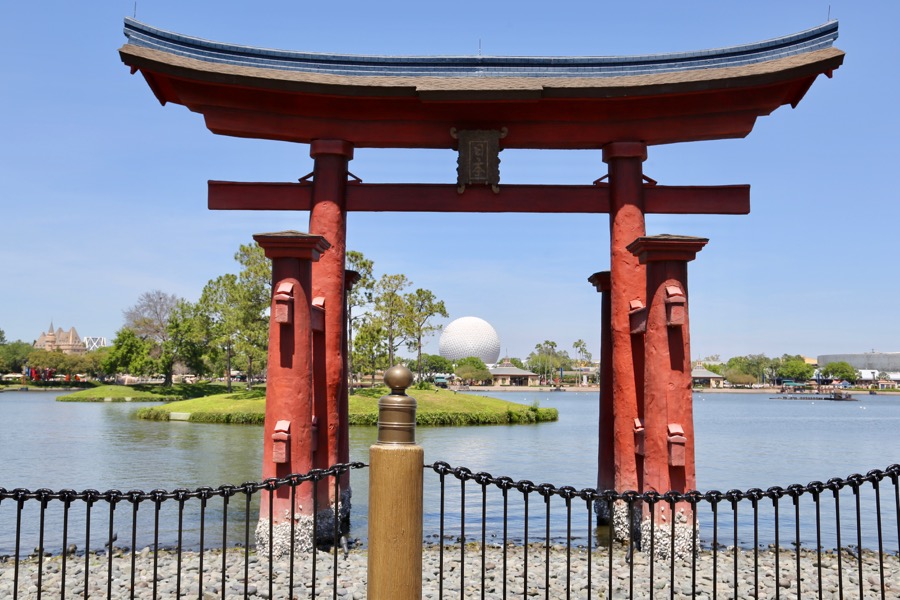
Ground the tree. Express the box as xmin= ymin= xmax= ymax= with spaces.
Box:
xmin=346 ymin=250 xmax=375 ymax=393
xmin=82 ymin=348 xmax=112 ymax=380
xmin=821 ymin=361 xmax=858 ymax=383
xmin=572 ymin=339 xmax=592 ymax=367
xmin=776 ymin=355 xmax=814 ymax=382
xmin=724 ymin=368 xmax=756 ymax=387
xmin=124 ymin=291 xmax=178 ymax=343
xmin=103 ymin=328 xmax=154 ymax=377
xmin=703 ymin=362 xmax=725 ymax=375
xmin=371 ymin=274 xmax=411 ymax=366
xmin=0 ymin=328 xmax=6 ymax=345
xmin=527 ymin=340 xmax=572 ymax=384
xmin=420 ymin=353 xmax=454 ymax=377
xmin=197 ymin=244 xmax=271 ymax=391
xmin=26 ymin=349 xmax=68 ymax=374
xmin=198 ymin=274 xmax=245 ymax=391
xmin=352 ymin=318 xmax=389 ymax=385
xmin=403 ymin=288 xmax=448 ymax=380
xmin=164 ymin=300 xmax=210 ymax=379
xmin=508 ymin=357 xmax=526 ymax=370
xmin=0 ymin=341 xmax=31 ymax=374
xmin=231 ymin=243 xmax=271 ymax=388
xmin=454 ymin=356 xmax=491 ymax=385
xmin=406 ymin=353 xmax=454 ymax=378
xmin=725 ymin=353 xmax=774 ymax=385
xmin=123 ymin=290 xmax=180 ymax=385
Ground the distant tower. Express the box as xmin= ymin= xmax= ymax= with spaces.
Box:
xmin=44 ymin=322 xmax=57 ymax=351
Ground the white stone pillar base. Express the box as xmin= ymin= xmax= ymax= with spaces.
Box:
xmin=255 ymin=488 xmax=351 ymax=557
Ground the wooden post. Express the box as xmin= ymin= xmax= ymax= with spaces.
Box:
xmin=367 ymin=365 xmax=423 ymax=600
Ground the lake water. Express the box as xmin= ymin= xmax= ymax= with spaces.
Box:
xmin=1 ymin=388 xmax=898 ymax=555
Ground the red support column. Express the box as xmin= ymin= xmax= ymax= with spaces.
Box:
xmin=309 ymin=140 xmax=354 ymax=501
xmin=588 ymin=271 xmax=615 ymax=517
xmin=627 ymin=233 xmax=707 ymax=556
xmin=603 ymin=142 xmax=647 ymax=539
xmin=253 ymin=230 xmax=330 ymax=554
xmin=340 ymin=270 xmax=362 ymax=488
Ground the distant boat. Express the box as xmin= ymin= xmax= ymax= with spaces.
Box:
xmin=771 ymin=391 xmax=856 ymax=401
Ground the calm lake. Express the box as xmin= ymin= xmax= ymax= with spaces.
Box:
xmin=1 ymin=388 xmax=898 ymax=554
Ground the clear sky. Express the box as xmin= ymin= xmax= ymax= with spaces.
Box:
xmin=1 ymin=1 xmax=897 ymax=364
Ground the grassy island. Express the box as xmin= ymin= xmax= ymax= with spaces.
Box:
xmin=57 ymin=383 xmax=229 ymax=403
xmin=129 ymin=386 xmax=557 ymax=426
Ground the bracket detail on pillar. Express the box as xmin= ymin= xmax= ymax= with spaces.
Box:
xmin=665 ymin=285 xmax=687 ymax=327
xmin=273 ymin=282 xmax=295 ymax=325
xmin=629 ymin=299 xmax=647 ymax=335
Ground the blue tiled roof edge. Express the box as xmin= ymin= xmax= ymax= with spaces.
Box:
xmin=123 ymin=18 xmax=838 ymax=79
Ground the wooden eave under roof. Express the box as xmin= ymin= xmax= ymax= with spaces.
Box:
xmin=119 ymin=24 xmax=843 ymax=149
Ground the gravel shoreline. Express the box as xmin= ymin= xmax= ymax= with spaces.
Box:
xmin=2 ymin=543 xmax=897 ymax=599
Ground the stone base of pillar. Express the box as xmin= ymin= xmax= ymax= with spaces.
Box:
xmin=611 ymin=500 xmax=642 ymax=546
xmin=255 ymin=488 xmax=352 ymax=556
xmin=594 ymin=500 xmax=612 ymax=525
xmin=638 ymin=513 xmax=696 ymax=560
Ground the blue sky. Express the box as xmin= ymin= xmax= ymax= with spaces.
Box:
xmin=1 ymin=1 xmax=898 ymax=363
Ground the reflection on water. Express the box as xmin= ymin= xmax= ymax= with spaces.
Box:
xmin=1 ymin=389 xmax=898 ymax=554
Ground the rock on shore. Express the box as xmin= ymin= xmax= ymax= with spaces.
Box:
xmin=2 ymin=543 xmax=897 ymax=599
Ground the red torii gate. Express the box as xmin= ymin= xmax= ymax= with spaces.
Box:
xmin=120 ymin=18 xmax=842 ymax=549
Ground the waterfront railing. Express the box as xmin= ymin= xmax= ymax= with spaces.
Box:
xmin=2 ymin=462 xmax=898 ymax=598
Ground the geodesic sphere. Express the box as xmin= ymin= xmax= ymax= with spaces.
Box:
xmin=439 ymin=317 xmax=501 ymax=364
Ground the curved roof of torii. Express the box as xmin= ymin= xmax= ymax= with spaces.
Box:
xmin=119 ymin=19 xmax=843 ymax=149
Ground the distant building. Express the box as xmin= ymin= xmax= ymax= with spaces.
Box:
xmin=490 ymin=361 xmax=539 ymax=386
xmin=33 ymin=323 xmax=86 ymax=354
xmin=817 ymin=352 xmax=900 ymax=372
xmin=692 ymin=366 xmax=724 ymax=388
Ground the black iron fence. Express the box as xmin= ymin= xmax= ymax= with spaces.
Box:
xmin=0 ymin=463 xmax=366 ymax=599
xmin=2 ymin=462 xmax=898 ymax=598
xmin=427 ymin=462 xmax=900 ymax=599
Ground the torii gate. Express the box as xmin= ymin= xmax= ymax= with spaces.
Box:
xmin=120 ymin=19 xmax=842 ymax=548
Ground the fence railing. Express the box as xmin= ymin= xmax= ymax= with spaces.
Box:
xmin=0 ymin=463 xmax=365 ymax=600
xmin=426 ymin=462 xmax=900 ymax=599
xmin=2 ymin=462 xmax=898 ymax=598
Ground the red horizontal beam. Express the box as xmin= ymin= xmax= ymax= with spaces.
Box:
xmin=208 ymin=181 xmax=749 ymax=215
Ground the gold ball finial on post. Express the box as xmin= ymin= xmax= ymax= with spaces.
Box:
xmin=368 ymin=364 xmax=423 ymax=599
xmin=377 ymin=365 xmax=417 ymax=445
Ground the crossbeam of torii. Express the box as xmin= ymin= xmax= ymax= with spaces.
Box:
xmin=208 ymin=181 xmax=749 ymax=214
xmin=120 ymin=16 xmax=842 ymax=550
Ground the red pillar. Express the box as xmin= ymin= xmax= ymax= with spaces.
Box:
xmin=588 ymin=271 xmax=614 ymax=498
xmin=603 ymin=142 xmax=647 ymax=499
xmin=309 ymin=140 xmax=353 ymax=478
xmin=628 ymin=234 xmax=706 ymax=550
xmin=340 ymin=270 xmax=362 ymax=486
xmin=253 ymin=230 xmax=330 ymax=553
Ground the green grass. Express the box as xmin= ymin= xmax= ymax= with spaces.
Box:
xmin=134 ymin=386 xmax=557 ymax=426
xmin=349 ymin=388 xmax=557 ymax=426
xmin=136 ymin=388 xmax=266 ymax=424
xmin=58 ymin=382 xmax=232 ymax=402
